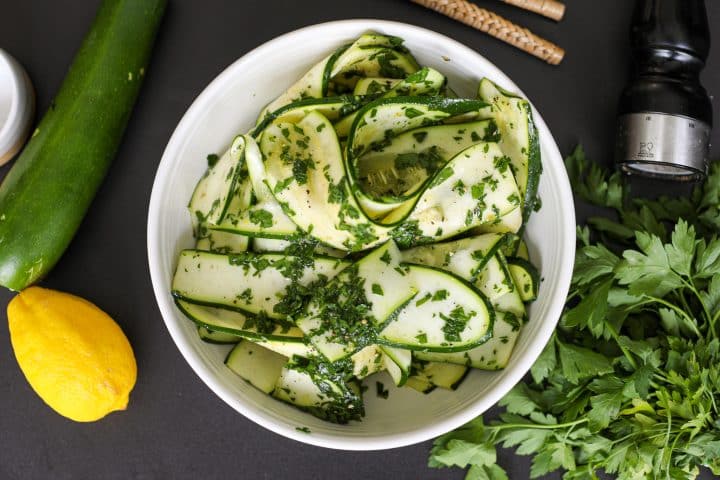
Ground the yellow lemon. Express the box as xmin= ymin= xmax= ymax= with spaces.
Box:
xmin=7 ymin=286 xmax=137 ymax=422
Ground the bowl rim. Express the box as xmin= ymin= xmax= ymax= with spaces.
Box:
xmin=147 ymin=18 xmax=576 ymax=451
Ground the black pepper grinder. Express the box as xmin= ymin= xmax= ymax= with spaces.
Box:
xmin=616 ymin=0 xmax=712 ymax=181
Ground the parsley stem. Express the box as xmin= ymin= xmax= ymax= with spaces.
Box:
xmin=711 ymin=310 xmax=720 ymax=339
xmin=662 ymin=390 xmax=673 ymax=479
xmin=604 ymin=321 xmax=638 ymax=370
xmin=668 ymin=429 xmax=686 ymax=479
xmin=644 ymin=296 xmax=702 ymax=337
xmin=489 ymin=418 xmax=587 ymax=432
xmin=681 ymin=278 xmax=712 ymax=326
xmin=676 ymin=290 xmax=693 ymax=321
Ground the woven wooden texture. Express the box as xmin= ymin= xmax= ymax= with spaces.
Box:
xmin=411 ymin=0 xmax=565 ymax=65
xmin=502 ymin=0 xmax=565 ymax=21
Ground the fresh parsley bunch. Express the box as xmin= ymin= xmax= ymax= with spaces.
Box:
xmin=429 ymin=147 xmax=720 ymax=480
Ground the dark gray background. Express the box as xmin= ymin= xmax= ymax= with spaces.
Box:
xmin=1 ymin=1 xmax=719 ymax=479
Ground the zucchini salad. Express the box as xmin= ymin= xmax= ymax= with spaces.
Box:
xmin=172 ymin=33 xmax=542 ymax=424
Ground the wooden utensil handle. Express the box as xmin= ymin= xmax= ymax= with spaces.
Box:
xmin=502 ymin=0 xmax=566 ymax=21
xmin=411 ymin=0 xmax=565 ymax=65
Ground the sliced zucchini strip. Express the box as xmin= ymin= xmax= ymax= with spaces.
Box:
xmin=381 ymin=345 xmax=411 ymax=387
xmin=213 ymin=134 xmax=299 ymax=239
xmin=188 ymin=135 xmax=245 ymax=229
xmin=273 ymin=357 xmax=364 ymax=424
xmin=352 ymin=77 xmax=400 ymax=96
xmin=172 ymin=250 xmax=349 ymax=319
xmin=415 ymin=287 xmax=524 ymax=370
xmin=351 ymin=345 xmax=385 ymax=379
xmin=254 ymin=95 xmax=365 ymax=138
xmin=409 ymin=360 xmax=469 ymax=390
xmin=197 ymin=326 xmax=240 ymax=344
xmin=401 ymin=233 xmax=507 ymax=284
xmin=226 ymin=341 xmax=288 ymax=394
xmin=189 ymin=135 xmax=250 ymax=244
xmin=507 ymin=257 xmax=540 ymax=302
xmin=195 ymin=228 xmax=249 ymax=254
xmin=213 ymin=201 xmax=299 ymax=239
xmin=175 ymin=299 xmax=305 ymax=342
xmin=478 ymin=78 xmax=542 ymax=221
xmin=387 ymin=142 xmax=522 ymax=247
xmin=256 ymin=44 xmax=349 ymax=123
xmin=403 ymin=235 xmax=512 ymax=302
xmin=471 ymin=205 xmax=523 ymax=235
xmin=378 ymin=264 xmax=493 ymax=352
xmin=328 ymin=34 xmax=419 ymax=92
xmin=347 ymin=97 xmax=488 ymax=166
xmin=405 ymin=376 xmax=436 ymax=394
xmin=346 ymin=97 xmax=490 ymax=221
xmin=415 ymin=253 xmax=526 ymax=370
xmin=334 ymin=67 xmax=447 ymax=138
xmin=255 ymin=337 xmax=317 ymax=359
xmin=261 ymin=110 xmax=390 ymax=251
xmin=356 ymin=120 xmax=499 ymax=203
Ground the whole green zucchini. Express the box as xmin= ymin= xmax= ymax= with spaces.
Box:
xmin=0 ymin=0 xmax=166 ymax=291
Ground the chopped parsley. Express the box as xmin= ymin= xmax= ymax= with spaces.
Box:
xmin=432 ymin=289 xmax=449 ymax=301
xmin=429 ymin=166 xmax=454 ymax=188
xmin=376 ymin=51 xmax=407 ymax=78
xmin=238 ymin=288 xmax=253 ymax=302
xmin=248 ymin=209 xmax=274 ymax=228
xmin=327 ymin=180 xmax=345 ymax=204
xmin=404 ymin=107 xmax=424 ymax=119
xmin=412 ymin=131 xmax=428 ymax=143
xmin=464 ymin=209 xmax=475 ymax=227
xmin=439 ymin=306 xmax=475 ymax=342
xmin=452 ymin=180 xmax=466 ymax=195
xmin=241 ymin=310 xmax=278 ymax=335
xmin=471 ymin=183 xmax=486 ymax=200
xmin=394 ymin=147 xmax=444 ymax=175
xmin=274 ymin=177 xmax=294 ymax=193
xmin=416 ymin=293 xmax=432 ymax=307
xmin=391 ymin=220 xmax=433 ymax=249
xmin=306 ymin=265 xmax=376 ymax=349
xmin=292 ymin=157 xmax=314 ymax=185
xmin=206 ymin=153 xmax=219 ymax=167
xmin=376 ymin=381 xmax=390 ymax=399
xmin=493 ymin=155 xmax=512 ymax=173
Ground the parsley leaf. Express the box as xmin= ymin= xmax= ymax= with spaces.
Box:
xmin=615 ymin=231 xmax=685 ymax=296
xmin=529 ymin=338 xmax=556 ymax=384
xmin=556 ymin=337 xmax=613 ymax=384
xmin=466 ymin=464 xmax=508 ymax=480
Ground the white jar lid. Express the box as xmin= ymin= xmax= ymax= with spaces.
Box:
xmin=0 ymin=49 xmax=35 ymax=166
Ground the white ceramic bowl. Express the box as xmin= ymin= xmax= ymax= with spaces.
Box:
xmin=0 ymin=49 xmax=34 ymax=166
xmin=148 ymin=20 xmax=575 ymax=450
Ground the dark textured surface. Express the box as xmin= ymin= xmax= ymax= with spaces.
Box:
xmin=1 ymin=1 xmax=719 ymax=479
